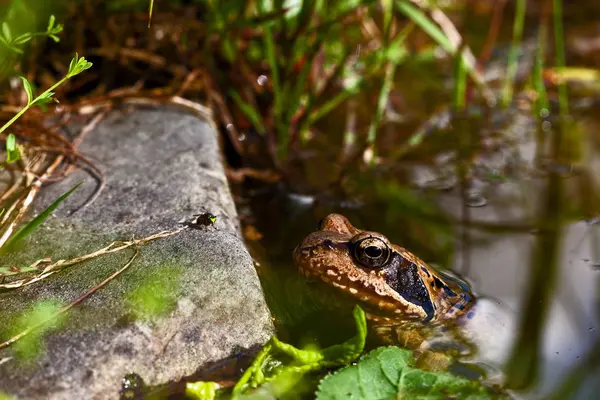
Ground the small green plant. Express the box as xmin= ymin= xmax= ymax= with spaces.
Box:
xmin=0 ymin=15 xmax=62 ymax=55
xmin=0 ymin=53 xmax=93 ymax=137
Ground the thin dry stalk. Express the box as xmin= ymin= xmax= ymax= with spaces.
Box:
xmin=0 ymin=248 xmax=140 ymax=351
xmin=0 ymin=227 xmax=184 ymax=289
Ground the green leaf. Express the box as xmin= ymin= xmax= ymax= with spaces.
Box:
xmin=1 ymin=182 xmax=82 ymax=253
xmin=185 ymin=381 xmax=220 ymax=400
xmin=5 ymin=133 xmax=20 ymax=163
xmin=32 ymin=91 xmax=57 ymax=107
xmin=13 ymin=33 xmax=32 ymax=45
xmin=47 ymin=15 xmax=55 ymax=32
xmin=229 ymin=90 xmax=267 ymax=135
xmin=2 ymin=22 xmax=12 ymax=42
xmin=316 ymin=347 xmax=497 ymax=400
xmin=397 ymin=1 xmax=452 ymax=53
xmin=67 ymin=53 xmax=93 ymax=78
xmin=19 ymin=77 xmax=34 ymax=104
xmin=232 ymin=306 xmax=367 ymax=395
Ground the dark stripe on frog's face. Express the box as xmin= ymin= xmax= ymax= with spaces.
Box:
xmin=383 ymin=253 xmax=435 ymax=322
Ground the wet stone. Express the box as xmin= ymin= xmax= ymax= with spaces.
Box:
xmin=0 ymin=107 xmax=274 ymax=399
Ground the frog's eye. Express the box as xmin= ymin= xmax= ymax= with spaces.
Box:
xmin=353 ymin=237 xmax=390 ymax=268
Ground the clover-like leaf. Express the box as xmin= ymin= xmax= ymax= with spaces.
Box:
xmin=67 ymin=53 xmax=93 ymax=78
xmin=46 ymin=15 xmax=63 ymax=36
xmin=316 ymin=347 xmax=502 ymax=400
xmin=19 ymin=77 xmax=34 ymax=104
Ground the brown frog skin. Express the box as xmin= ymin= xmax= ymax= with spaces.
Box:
xmin=293 ymin=213 xmax=475 ymax=328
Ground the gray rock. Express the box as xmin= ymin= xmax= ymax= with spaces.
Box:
xmin=0 ymin=106 xmax=274 ymax=399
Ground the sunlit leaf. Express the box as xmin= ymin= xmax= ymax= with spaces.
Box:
xmin=19 ymin=76 xmax=34 ymax=104
xmin=316 ymin=347 xmax=497 ymax=399
xmin=185 ymin=382 xmax=220 ymax=400
xmin=5 ymin=133 xmax=20 ymax=163
xmin=32 ymin=91 xmax=57 ymax=107
xmin=67 ymin=53 xmax=93 ymax=78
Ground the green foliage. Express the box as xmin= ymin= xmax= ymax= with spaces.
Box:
xmin=4 ymin=133 xmax=20 ymax=163
xmin=0 ymin=182 xmax=81 ymax=254
xmin=125 ymin=265 xmax=182 ymax=320
xmin=552 ymin=0 xmax=568 ymax=118
xmin=185 ymin=381 xmax=219 ymax=400
xmin=67 ymin=52 xmax=93 ymax=78
xmin=229 ymin=305 xmax=366 ymax=396
xmin=316 ymin=347 xmax=496 ymax=400
xmin=501 ymin=0 xmax=526 ymax=107
xmin=0 ymin=14 xmax=62 ymax=54
xmin=0 ymin=5 xmax=64 ymax=82
xmin=0 ymin=54 xmax=93 ymax=136
xmin=189 ymin=0 xmax=487 ymax=163
xmin=4 ymin=300 xmax=65 ymax=360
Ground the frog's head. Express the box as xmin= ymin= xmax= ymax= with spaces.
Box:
xmin=293 ymin=214 xmax=474 ymax=323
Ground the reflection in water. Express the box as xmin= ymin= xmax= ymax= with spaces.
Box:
xmin=240 ymin=113 xmax=600 ymax=398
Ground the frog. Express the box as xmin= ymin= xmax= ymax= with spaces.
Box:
xmin=293 ymin=213 xmax=515 ymax=376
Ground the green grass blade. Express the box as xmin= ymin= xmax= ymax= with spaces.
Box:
xmin=501 ymin=0 xmax=526 ymax=107
xmin=307 ymin=79 xmax=364 ymax=126
xmin=257 ymin=2 xmax=281 ymax=123
xmin=396 ymin=0 xmax=487 ymax=96
xmin=553 ymin=0 xmax=568 ymax=117
xmin=148 ymin=0 xmax=154 ymax=28
xmin=453 ymin=44 xmax=467 ymax=111
xmin=1 ymin=182 xmax=82 ymax=252
xmin=532 ymin=26 xmax=549 ymax=116
xmin=229 ymin=90 xmax=267 ymax=135
xmin=397 ymin=1 xmax=452 ymax=52
xmin=365 ymin=61 xmax=399 ymax=164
